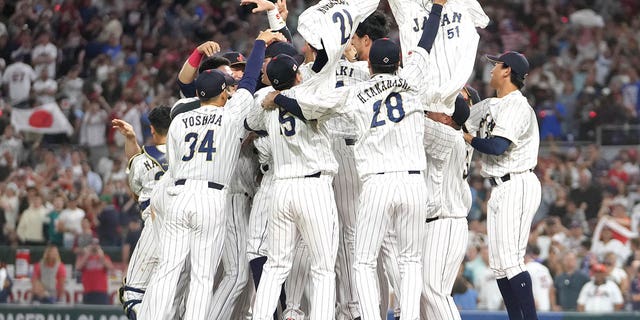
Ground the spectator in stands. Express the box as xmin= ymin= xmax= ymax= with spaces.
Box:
xmin=1 ymin=182 xmax=20 ymax=239
xmin=0 ymin=261 xmax=11 ymax=303
xmin=76 ymin=237 xmax=113 ymax=305
xmin=81 ymin=161 xmax=102 ymax=195
xmin=553 ymin=251 xmax=590 ymax=311
xmin=603 ymin=252 xmax=630 ymax=294
xmin=79 ymin=101 xmax=108 ymax=165
xmin=630 ymin=262 xmax=640 ymax=311
xmin=32 ymin=244 xmax=66 ymax=302
xmin=569 ymin=169 xmax=603 ymax=223
xmin=452 ymin=263 xmax=478 ymax=311
xmin=31 ymin=30 xmax=57 ymax=79
xmin=95 ymin=196 xmax=119 ymax=246
xmin=31 ymin=68 xmax=57 ymax=105
xmin=58 ymin=193 xmax=85 ymax=249
xmin=47 ymin=195 xmax=64 ymax=246
xmin=577 ymin=263 xmax=624 ymax=312
xmin=75 ymin=217 xmax=95 ymax=251
xmin=473 ymin=244 xmax=502 ymax=311
xmin=1 ymin=54 xmax=36 ymax=105
xmin=525 ymin=245 xmax=554 ymax=312
xmin=16 ymin=193 xmax=47 ymax=245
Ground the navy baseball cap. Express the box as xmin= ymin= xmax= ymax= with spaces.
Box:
xmin=266 ymin=54 xmax=299 ymax=91
xmin=195 ymin=69 xmax=228 ymax=99
xmin=223 ymin=52 xmax=246 ymax=67
xmin=265 ymin=42 xmax=298 ymax=58
xmin=369 ymin=38 xmax=400 ymax=67
xmin=452 ymin=94 xmax=470 ymax=127
xmin=486 ymin=51 xmax=530 ymax=80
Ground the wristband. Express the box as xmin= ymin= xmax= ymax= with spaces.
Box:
xmin=267 ymin=8 xmax=286 ymax=30
xmin=187 ymin=48 xmax=204 ymax=68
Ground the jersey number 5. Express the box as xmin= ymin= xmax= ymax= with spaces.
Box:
xmin=333 ymin=10 xmax=354 ymax=45
xmin=371 ymin=92 xmax=405 ymax=128
xmin=279 ymin=110 xmax=296 ymax=136
xmin=182 ymin=130 xmax=216 ymax=161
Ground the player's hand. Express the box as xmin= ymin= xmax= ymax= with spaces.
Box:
xmin=433 ymin=0 xmax=447 ymax=5
xmin=277 ymin=0 xmax=289 ymax=21
xmin=344 ymin=44 xmax=358 ymax=62
xmin=262 ymin=91 xmax=280 ymax=111
xmin=196 ymin=41 xmax=221 ymax=57
xmin=241 ymin=0 xmax=276 ymax=13
xmin=112 ymin=119 xmax=137 ymax=140
xmin=257 ymin=29 xmax=287 ymax=46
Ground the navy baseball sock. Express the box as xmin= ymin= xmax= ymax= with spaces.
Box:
xmin=497 ymin=277 xmax=523 ymax=320
xmin=509 ymin=271 xmax=538 ymax=320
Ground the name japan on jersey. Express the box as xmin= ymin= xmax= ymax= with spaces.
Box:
xmin=357 ymin=78 xmax=412 ymax=103
xmin=316 ymin=0 xmax=348 ymax=14
xmin=181 ymin=114 xmax=223 ymax=129
xmin=412 ymin=11 xmax=463 ymax=32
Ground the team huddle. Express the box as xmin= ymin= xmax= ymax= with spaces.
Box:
xmin=113 ymin=0 xmax=542 ymax=320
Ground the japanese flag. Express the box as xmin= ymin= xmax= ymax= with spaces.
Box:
xmin=10 ymin=102 xmax=73 ymax=135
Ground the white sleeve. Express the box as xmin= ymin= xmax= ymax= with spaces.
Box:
xmin=127 ymin=155 xmax=144 ymax=196
xmin=491 ymin=103 xmax=530 ymax=143
xmin=456 ymin=0 xmax=490 ymax=28
xmin=288 ymin=85 xmax=351 ymax=120
xmin=245 ymin=98 xmax=267 ymax=132
xmin=399 ymin=47 xmax=430 ymax=92
xmin=424 ymin=118 xmax=456 ymax=162
xmin=610 ymin=282 xmax=624 ymax=305
xmin=359 ymin=0 xmax=380 ymax=18
xmin=29 ymin=66 xmax=37 ymax=82
xmin=576 ymin=284 xmax=588 ymax=306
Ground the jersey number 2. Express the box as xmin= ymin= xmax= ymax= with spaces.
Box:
xmin=333 ymin=10 xmax=354 ymax=45
xmin=182 ymin=130 xmax=216 ymax=161
xmin=370 ymin=93 xmax=405 ymax=128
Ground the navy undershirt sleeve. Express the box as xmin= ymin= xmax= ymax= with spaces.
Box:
xmin=177 ymin=79 xmax=196 ymax=98
xmin=312 ymin=47 xmax=328 ymax=73
xmin=471 ymin=136 xmax=512 ymax=156
xmin=238 ymin=40 xmax=267 ymax=94
xmin=418 ymin=4 xmax=443 ymax=53
xmin=276 ymin=27 xmax=293 ymax=43
xmin=274 ymin=94 xmax=307 ymax=121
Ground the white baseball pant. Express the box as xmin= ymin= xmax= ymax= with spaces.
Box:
xmin=252 ymin=175 xmax=339 ymax=320
xmin=354 ymin=172 xmax=427 ymax=320
xmin=419 ymin=218 xmax=468 ymax=320
xmin=139 ymin=180 xmax=227 ymax=320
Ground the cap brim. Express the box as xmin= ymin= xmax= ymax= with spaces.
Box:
xmin=230 ymin=62 xmax=246 ymax=67
xmin=486 ymin=55 xmax=501 ymax=63
xmin=224 ymin=74 xmax=238 ymax=86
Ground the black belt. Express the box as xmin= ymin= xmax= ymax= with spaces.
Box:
xmin=304 ymin=172 xmax=321 ymax=178
xmin=175 ymin=179 xmax=224 ymax=190
xmin=139 ymin=199 xmax=150 ymax=211
xmin=377 ymin=170 xmax=421 ymax=175
xmin=426 ymin=217 xmax=439 ymax=223
xmin=490 ymin=169 xmax=533 ymax=187
xmin=344 ymin=138 xmax=356 ymax=146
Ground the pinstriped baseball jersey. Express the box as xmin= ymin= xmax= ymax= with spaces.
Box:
xmin=423 ymin=118 xmax=471 ymax=218
xmin=466 ymin=91 xmax=539 ymax=177
xmin=228 ymin=143 xmax=259 ymax=196
xmin=389 ymin=0 xmax=488 ymax=114
xmin=167 ymin=89 xmax=252 ymax=184
xmin=327 ymin=60 xmax=370 ymax=139
xmin=126 ymin=144 xmax=167 ymax=204
xmin=245 ymin=87 xmax=338 ymax=179
xmin=297 ymin=47 xmax=432 ymax=178
xmin=297 ymin=0 xmax=379 ymax=72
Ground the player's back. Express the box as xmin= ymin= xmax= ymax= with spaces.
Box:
xmin=127 ymin=145 xmax=167 ymax=203
xmin=167 ymin=103 xmax=246 ymax=185
xmin=348 ymin=72 xmax=426 ymax=177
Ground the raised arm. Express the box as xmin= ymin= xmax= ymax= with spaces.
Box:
xmin=241 ymin=0 xmax=293 ymax=42
xmin=177 ymin=41 xmax=221 ymax=96
xmin=238 ymin=30 xmax=287 ymax=95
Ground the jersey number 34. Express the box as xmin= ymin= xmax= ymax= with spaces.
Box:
xmin=182 ymin=130 xmax=216 ymax=161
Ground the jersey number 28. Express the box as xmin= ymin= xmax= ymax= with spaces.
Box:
xmin=371 ymin=93 xmax=405 ymax=128
xmin=182 ymin=130 xmax=216 ymax=161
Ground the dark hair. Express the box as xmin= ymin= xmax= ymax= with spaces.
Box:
xmin=355 ymin=11 xmax=389 ymax=41
xmin=148 ymin=105 xmax=171 ymax=136
xmin=371 ymin=63 xmax=398 ymax=75
xmin=198 ymin=56 xmax=230 ymax=74
xmin=503 ymin=63 xmax=525 ymax=89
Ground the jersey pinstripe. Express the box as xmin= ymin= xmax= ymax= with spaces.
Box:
xmin=245 ymin=87 xmax=339 ymax=179
xmin=126 ymin=144 xmax=167 ymax=205
xmin=423 ymin=118 xmax=471 ymax=219
xmin=167 ymin=89 xmax=252 ymax=184
xmin=389 ymin=0 xmax=488 ymax=114
xmin=466 ymin=91 xmax=539 ymax=177
xmin=297 ymin=47 xmax=432 ymax=178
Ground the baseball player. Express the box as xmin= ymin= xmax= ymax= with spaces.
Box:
xmin=463 ymin=51 xmax=542 ymax=320
xmin=266 ymin=4 xmax=444 ymax=316
xmin=245 ymin=53 xmax=340 ymax=320
xmin=332 ymin=11 xmax=406 ymax=320
xmin=389 ymin=0 xmax=488 ymax=114
xmin=419 ymin=95 xmax=471 ymax=320
xmin=113 ymin=106 xmax=171 ymax=320
xmin=138 ymin=30 xmax=283 ymax=320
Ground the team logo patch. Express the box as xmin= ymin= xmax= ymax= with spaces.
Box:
xmin=383 ymin=57 xmax=390 ymax=63
xmin=292 ymin=65 xmax=298 ymax=71
xmin=273 ymin=79 xmax=280 ymax=84
xmin=200 ymin=91 xmax=205 ymax=97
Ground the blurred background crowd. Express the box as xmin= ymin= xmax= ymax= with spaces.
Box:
xmin=0 ymin=0 xmax=639 ymax=312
